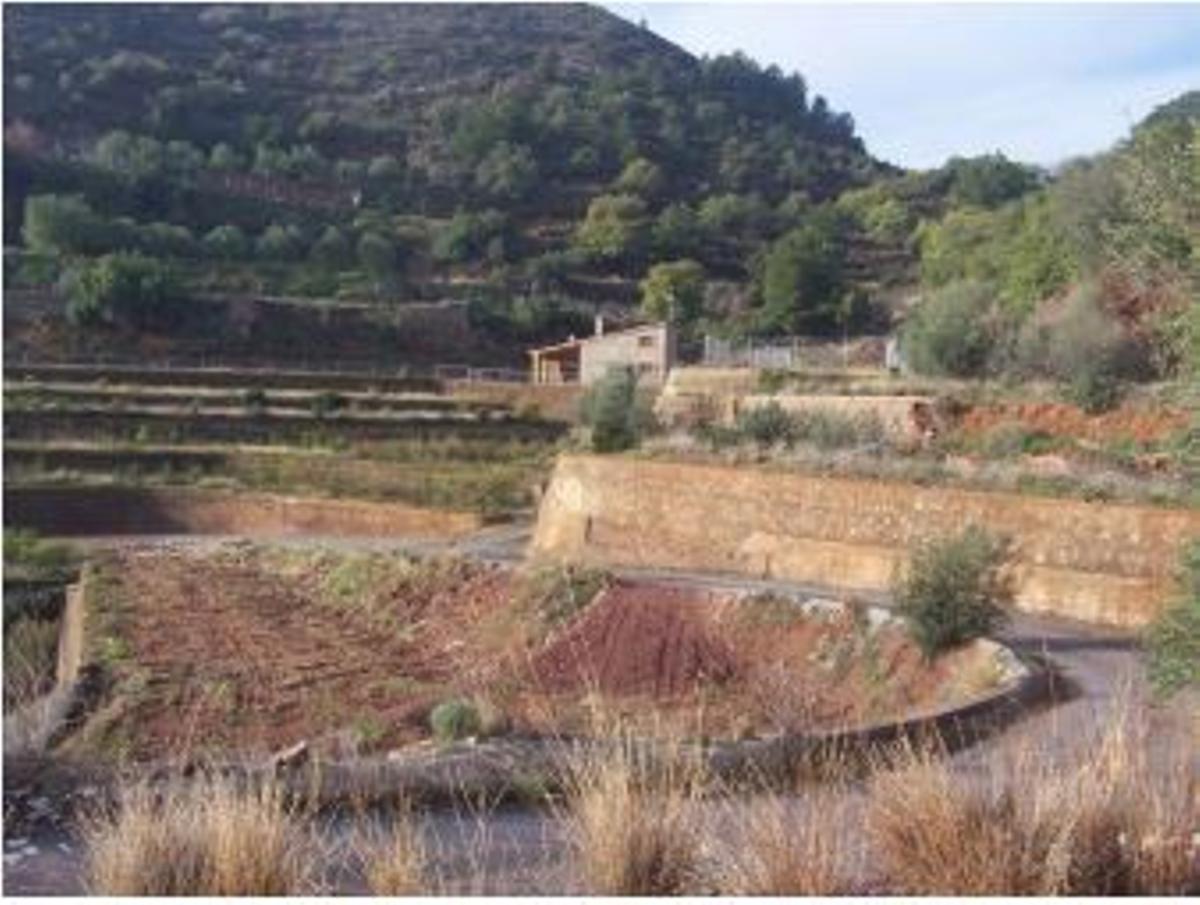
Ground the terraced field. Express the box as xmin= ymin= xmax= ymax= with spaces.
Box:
xmin=3 ymin=365 xmax=569 ymax=518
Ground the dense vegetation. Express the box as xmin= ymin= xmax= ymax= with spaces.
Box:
xmin=891 ymin=100 xmax=1200 ymax=390
xmin=3 ymin=5 xmax=1195 ymax=385
xmin=4 ymin=2 xmax=886 ymax=348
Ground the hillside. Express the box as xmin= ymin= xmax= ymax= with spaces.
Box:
xmin=4 ymin=2 xmax=902 ymax=363
xmin=5 ymin=4 xmax=1194 ymax=390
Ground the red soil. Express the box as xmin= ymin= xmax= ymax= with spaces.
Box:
xmin=102 ymin=548 xmax=513 ymax=760
xmin=77 ymin=551 xmax=983 ymax=762
xmin=959 ymin=401 xmax=1187 ymax=445
xmin=528 ymin=582 xmax=738 ymax=696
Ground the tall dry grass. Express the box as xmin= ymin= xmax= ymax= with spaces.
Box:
xmin=559 ymin=736 xmax=706 ymax=895
xmin=81 ymin=775 xmax=315 ymax=895
xmin=705 ymin=790 xmax=863 ymax=895
xmin=3 ymin=618 xmax=60 ymax=711
xmin=354 ymin=808 xmax=428 ymax=895
xmin=866 ymin=704 xmax=1198 ymax=895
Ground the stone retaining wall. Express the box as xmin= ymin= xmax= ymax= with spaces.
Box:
xmin=531 ymin=455 xmax=1200 ymax=627
xmin=4 ymin=486 xmax=483 ymax=540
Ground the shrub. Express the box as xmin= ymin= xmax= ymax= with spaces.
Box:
xmin=581 ymin=367 xmax=644 ymax=453
xmin=978 ymin=422 xmax=1060 ymax=459
xmin=63 ymin=253 xmax=186 ymax=330
xmin=902 ymin=281 xmax=997 ymax=377
xmin=736 ymin=402 xmax=796 ymax=449
xmin=755 ymin=368 xmax=791 ymax=394
xmin=241 ymin=387 xmax=268 ymax=415
xmin=429 ymin=698 xmax=481 ymax=743
xmin=893 ymin=526 xmax=1012 ymax=659
xmin=709 ymin=792 xmax=857 ymax=895
xmin=1013 ymin=285 xmax=1143 ymax=412
xmin=1143 ymin=539 xmax=1200 ymax=697
xmin=310 ymin=391 xmax=345 ymax=419
xmin=792 ymin=409 xmax=885 ymax=450
xmin=1067 ymin=366 xmax=1123 ymax=414
xmin=515 ymin=564 xmax=607 ymax=630
xmin=3 ymin=528 xmax=78 ymax=580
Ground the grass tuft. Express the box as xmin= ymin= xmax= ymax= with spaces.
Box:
xmin=560 ymin=737 xmax=705 ymax=895
xmin=866 ymin=705 xmax=1197 ymax=894
xmin=356 ymin=812 xmax=428 ymax=896
xmin=81 ymin=776 xmax=314 ymax=895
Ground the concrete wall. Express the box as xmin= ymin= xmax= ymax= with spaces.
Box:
xmin=530 ymin=455 xmax=1200 ymax=628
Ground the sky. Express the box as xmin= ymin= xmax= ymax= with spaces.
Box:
xmin=606 ymin=3 xmax=1200 ymax=170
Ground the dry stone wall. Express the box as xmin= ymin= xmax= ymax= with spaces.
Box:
xmin=531 ymin=455 xmax=1200 ymax=628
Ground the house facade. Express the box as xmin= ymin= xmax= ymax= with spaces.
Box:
xmin=528 ymin=317 xmax=676 ymax=386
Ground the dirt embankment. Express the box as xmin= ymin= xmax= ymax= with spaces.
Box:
xmin=3 ymin=487 xmax=482 ymax=539
xmin=959 ymin=401 xmax=1189 ymax=445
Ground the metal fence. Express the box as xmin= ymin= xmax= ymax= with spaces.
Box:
xmin=701 ymin=335 xmax=889 ymax=370
xmin=702 ymin=336 xmax=802 ymax=369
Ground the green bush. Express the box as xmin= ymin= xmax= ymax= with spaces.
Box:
xmin=1143 ymin=540 xmax=1200 ymax=697
xmin=310 ymin=391 xmax=346 ymax=419
xmin=3 ymin=528 xmax=78 ymax=581
xmin=63 ymin=252 xmax=186 ymax=330
xmin=978 ymin=422 xmax=1062 ymax=459
xmin=902 ymin=281 xmax=997 ymax=378
xmin=1013 ymin=285 xmax=1138 ymax=412
xmin=755 ymin=369 xmax=791 ymax=394
xmin=242 ymin=387 xmax=268 ymax=415
xmin=894 ymin=526 xmax=1013 ymax=659
xmin=581 ymin=367 xmax=644 ymax=453
xmin=1066 ymin=367 xmax=1123 ymax=414
xmin=429 ymin=698 xmax=482 ymax=743
xmin=791 ymin=409 xmax=885 ymax=450
xmin=736 ymin=402 xmax=796 ymax=449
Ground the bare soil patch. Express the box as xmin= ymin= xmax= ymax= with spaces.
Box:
xmin=64 ymin=548 xmax=1014 ymax=763
xmin=959 ymin=401 xmax=1187 ymax=445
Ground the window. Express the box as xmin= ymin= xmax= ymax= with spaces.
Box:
xmin=637 ymin=335 xmax=655 ymax=348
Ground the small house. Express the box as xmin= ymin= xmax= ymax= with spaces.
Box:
xmin=528 ymin=317 xmax=676 ymax=385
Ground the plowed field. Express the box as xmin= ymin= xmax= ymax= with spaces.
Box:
xmin=71 ymin=548 xmax=996 ymax=762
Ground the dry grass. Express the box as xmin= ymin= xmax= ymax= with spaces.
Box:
xmin=866 ymin=706 xmax=1198 ymax=895
xmin=3 ymin=618 xmax=60 ymax=711
xmin=81 ymin=775 xmax=315 ymax=895
xmin=706 ymin=791 xmax=862 ymax=895
xmin=559 ymin=736 xmax=706 ymax=895
xmin=355 ymin=812 xmax=428 ymax=895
